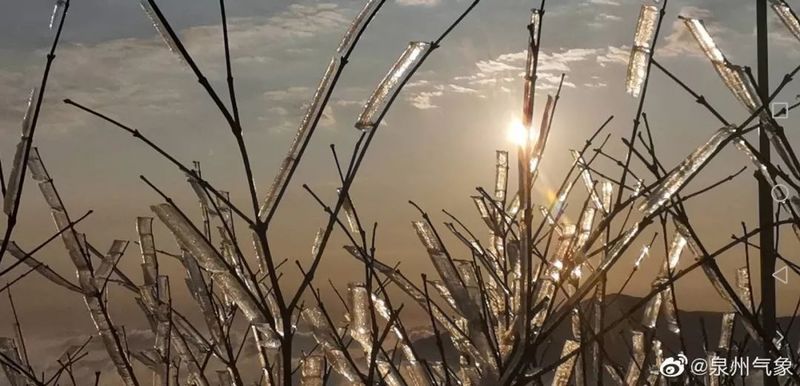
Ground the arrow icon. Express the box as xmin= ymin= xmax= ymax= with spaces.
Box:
xmin=775 ymin=331 xmax=784 ymax=349
xmin=773 ymin=265 xmax=789 ymax=285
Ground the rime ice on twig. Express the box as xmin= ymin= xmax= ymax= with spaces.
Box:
xmin=136 ymin=217 xmax=158 ymax=286
xmin=28 ymin=149 xmax=139 ymax=386
xmin=551 ymin=339 xmax=579 ymax=386
xmin=682 ymin=18 xmax=759 ymax=109
xmin=138 ymin=0 xmax=185 ymax=62
xmin=626 ymin=5 xmax=658 ymax=97
xmin=356 ymin=42 xmax=432 ymax=130
xmin=770 ymin=0 xmax=800 ymax=42
xmin=572 ymin=151 xmax=603 ymax=212
xmin=94 ymin=240 xmax=127 ymax=287
xmin=736 ymin=266 xmax=753 ymax=312
xmin=495 ymin=150 xmax=509 ymax=202
xmin=49 ymin=0 xmax=66 ymax=29
xmin=5 ymin=241 xmax=79 ymax=292
xmin=684 ymin=18 xmax=800 ymax=177
xmin=151 ymin=204 xmax=281 ymax=349
xmin=300 ymin=355 xmax=324 ymax=386
xmin=634 ymin=245 xmax=649 ymax=268
xmin=718 ymin=312 xmax=736 ymax=353
xmin=623 ymin=330 xmax=646 ymax=385
xmin=302 ymin=306 xmax=363 ymax=384
xmin=3 ymin=89 xmax=37 ymax=216
xmin=258 ymin=58 xmax=338 ymax=221
xmin=337 ymin=0 xmax=382 ymax=56
xmin=639 ymin=126 xmax=735 ymax=216
xmin=0 ymin=338 xmax=27 ymax=386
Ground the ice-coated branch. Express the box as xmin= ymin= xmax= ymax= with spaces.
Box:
xmin=0 ymin=0 xmax=70 ymax=267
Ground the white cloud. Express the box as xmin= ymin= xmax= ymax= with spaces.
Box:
xmin=598 ymin=13 xmax=622 ymax=21
xmin=396 ymin=0 xmax=441 ymax=6
xmin=408 ymin=90 xmax=444 ymax=109
xmin=596 ymin=45 xmax=629 ymax=67
xmin=475 ymin=59 xmax=520 ymax=74
xmin=400 ymin=45 xmax=619 ymax=109
xmin=448 ymin=84 xmax=479 ymax=94
xmin=659 ymin=7 xmax=718 ymax=58
xmin=587 ymin=0 xmax=621 ymax=6
xmin=407 ymin=84 xmax=445 ymax=109
xmin=0 ymin=3 xmax=352 ymax=137
xmin=261 ymin=86 xmax=337 ymax=132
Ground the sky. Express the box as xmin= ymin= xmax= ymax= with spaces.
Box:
xmin=1 ymin=0 xmax=800 ymax=382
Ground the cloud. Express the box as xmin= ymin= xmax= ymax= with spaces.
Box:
xmin=407 ymin=84 xmax=444 ymax=109
xmin=0 ymin=3 xmax=352 ymax=137
xmin=448 ymin=84 xmax=479 ymax=94
xmin=659 ymin=7 xmax=719 ymax=58
xmin=396 ymin=0 xmax=442 ymax=6
xmin=587 ymin=0 xmax=621 ymax=5
xmin=261 ymin=85 xmax=337 ymax=132
xmin=402 ymin=46 xmax=620 ymax=109
xmin=596 ymin=45 xmax=629 ymax=67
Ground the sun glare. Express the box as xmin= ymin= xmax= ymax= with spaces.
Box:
xmin=507 ymin=119 xmax=530 ymax=147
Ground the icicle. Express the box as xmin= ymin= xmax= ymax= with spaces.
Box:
xmin=624 ymin=331 xmax=646 ymax=385
xmin=551 ymin=340 xmax=580 ymax=386
xmin=6 ymin=242 xmax=80 ymax=293
xmin=626 ymin=5 xmax=659 ymax=97
xmin=0 ymin=338 xmax=26 ymax=386
xmin=601 ymin=180 xmax=613 ymax=213
xmin=49 ymin=0 xmax=66 ymax=29
xmin=660 ymin=232 xmax=686 ymax=278
xmin=26 ymin=148 xmax=47 ymax=182
xmin=718 ymin=312 xmax=736 ymax=353
xmin=187 ymin=175 xmax=219 ymax=216
xmin=529 ymin=10 xmax=541 ymax=49
xmin=338 ymin=189 xmax=360 ymax=234
xmin=682 ymin=18 xmax=725 ymax=62
xmin=216 ymin=371 xmax=234 ymax=386
xmin=596 ymin=223 xmax=640 ymax=272
xmin=770 ymin=0 xmax=800 ymax=42
xmin=506 ymin=193 xmax=521 ymax=218
xmin=551 ymin=179 xmax=575 ymax=218
xmin=151 ymin=204 xmax=269 ymax=328
xmin=495 ymin=150 xmax=509 ymax=202
xmin=706 ymin=351 xmax=720 ymax=386
xmin=139 ymin=0 xmax=185 ymax=62
xmin=94 ymin=240 xmax=128 ymax=286
xmin=342 ymin=247 xmax=488 ymax=370
xmin=348 ymin=282 xmax=372 ymax=348
xmin=634 ymin=245 xmax=649 ymax=268
xmin=4 ymin=89 xmax=37 ymax=216
xmin=572 ymin=150 xmax=604 ymax=211
xmin=338 ymin=0 xmax=382 ymax=54
xmin=639 ymin=126 xmax=735 ymax=216
xmin=573 ymin=207 xmax=596 ymax=255
xmin=522 ymin=9 xmax=541 ymax=120
xmin=647 ymin=340 xmax=664 ymax=385
xmin=356 ymin=42 xmax=432 ymax=130
xmin=685 ymin=18 xmax=800 ymax=178
xmin=299 ymin=355 xmax=325 ymax=386
xmin=553 ymin=225 xmax=576 ymax=265
xmin=302 ymin=307 xmax=363 ymax=384
xmin=733 ymin=137 xmax=772 ymax=179
xmin=137 ymin=217 xmax=159 ymax=286
xmin=605 ymin=364 xmax=624 ymax=385
xmin=258 ymin=57 xmax=339 ymax=221
xmin=642 ymin=292 xmax=662 ymax=329
xmin=413 ymin=221 xmax=443 ymax=253
xmin=736 ymin=267 xmax=753 ymax=312
xmin=683 ymin=19 xmax=768 ymax=119
xmin=661 ymin=286 xmax=681 ymax=334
